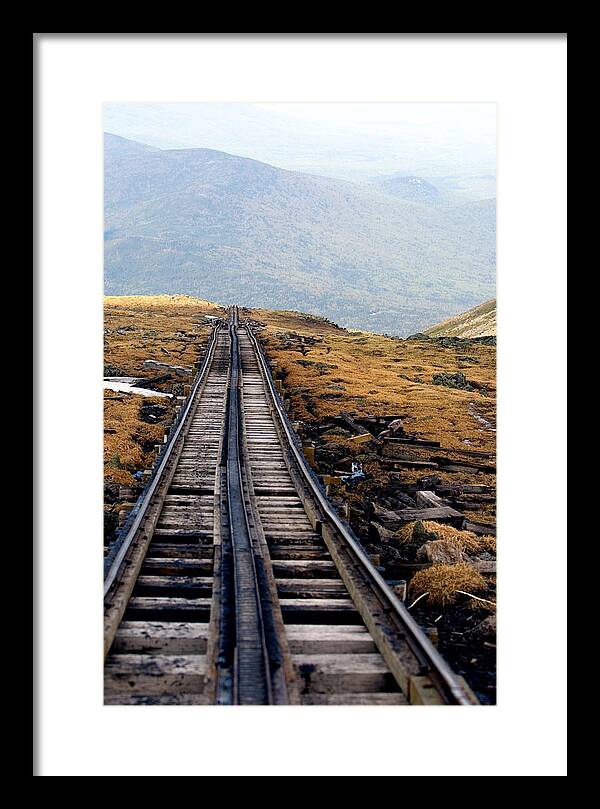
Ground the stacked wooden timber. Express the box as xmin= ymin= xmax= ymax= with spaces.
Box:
xmin=143 ymin=360 xmax=193 ymax=377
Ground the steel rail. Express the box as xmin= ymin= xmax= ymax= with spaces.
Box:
xmin=103 ymin=321 xmax=223 ymax=599
xmin=218 ymin=307 xmax=285 ymax=704
xmin=227 ymin=313 xmax=271 ymax=703
xmin=245 ymin=321 xmax=474 ymax=705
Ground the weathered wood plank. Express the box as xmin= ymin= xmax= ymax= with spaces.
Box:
xmin=465 ymin=521 xmax=497 ymax=536
xmin=395 ymin=506 xmax=465 ymax=528
xmin=280 ymin=598 xmax=359 ymax=615
xmin=142 ymin=558 xmax=213 ymax=575
xmin=268 ymin=547 xmax=330 ymax=560
xmin=438 ymin=463 xmax=480 ymax=473
xmin=135 ymin=575 xmax=213 ymax=592
xmin=143 ymin=359 xmax=193 ymax=377
xmin=112 ymin=621 xmax=209 ymax=654
xmin=151 ymin=528 xmax=213 ymax=539
xmin=286 ymin=625 xmax=376 ymax=654
xmin=301 ymin=692 xmax=408 ymax=705
xmin=382 ymin=437 xmax=440 ymax=448
xmin=433 ymin=457 xmax=496 ymax=473
xmin=293 ymin=653 xmax=394 ymax=693
xmin=276 ymin=578 xmax=348 ymax=596
xmin=104 ymin=654 xmax=206 ymax=697
xmin=471 ymin=560 xmax=497 ymax=573
xmin=409 ymin=675 xmax=444 ymax=705
xmin=272 ymin=559 xmax=337 ymax=577
xmin=148 ymin=543 xmax=214 ymax=558
xmin=415 ymin=490 xmax=446 ymax=509
xmin=382 ymin=458 xmax=440 ymax=469
xmin=104 ymin=693 xmax=211 ymax=705
xmin=126 ymin=597 xmax=212 ymax=619
xmin=348 ymin=432 xmax=373 ymax=444
xmin=338 ymin=411 xmax=373 ymax=439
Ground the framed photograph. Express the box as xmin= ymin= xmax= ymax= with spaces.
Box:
xmin=34 ymin=33 xmax=567 ymax=776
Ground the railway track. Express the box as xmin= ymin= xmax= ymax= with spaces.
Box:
xmin=104 ymin=308 xmax=477 ymax=705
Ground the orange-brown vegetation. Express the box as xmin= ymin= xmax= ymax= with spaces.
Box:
xmin=104 ymin=395 xmax=165 ymax=485
xmin=408 ymin=563 xmax=491 ymax=609
xmin=104 ymin=295 xmax=225 ymax=378
xmin=425 ymin=298 xmax=496 ymax=338
xmin=247 ymin=307 xmax=495 ymax=453
xmin=104 ymin=295 xmax=226 ymax=485
xmin=246 ymin=306 xmax=496 ymax=526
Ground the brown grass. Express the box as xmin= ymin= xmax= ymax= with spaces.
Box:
xmin=408 ymin=563 xmax=488 ymax=608
xmin=104 ymin=395 xmax=165 ymax=485
xmin=248 ymin=306 xmax=496 ymax=454
xmin=105 ymin=295 xmax=225 ymax=378
xmin=104 ymin=295 xmax=226 ymax=486
xmin=417 ymin=521 xmax=483 ymax=554
xmin=425 ymin=299 xmax=496 ymax=338
xmin=476 ymin=534 xmax=497 ymax=554
xmin=395 ymin=523 xmax=418 ymax=545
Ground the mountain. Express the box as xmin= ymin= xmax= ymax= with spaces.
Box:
xmin=104 ymin=134 xmax=496 ymax=336
xmin=104 ymin=103 xmax=497 ymax=186
xmin=371 ymin=173 xmax=498 ymax=205
xmin=424 ymin=299 xmax=496 ymax=338
xmin=373 ymin=174 xmax=442 ymax=204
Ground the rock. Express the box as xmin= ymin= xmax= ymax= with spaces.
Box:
xmin=432 ymin=372 xmax=474 ymax=391
xmin=370 ymin=503 xmax=403 ymax=529
xmin=418 ymin=475 xmax=442 ymax=489
xmin=368 ymin=521 xmax=398 ymax=543
xmin=388 ymin=418 xmax=404 ymax=435
xmin=104 ymin=363 xmax=124 ymax=377
xmin=416 ymin=539 xmax=467 ymax=565
xmin=467 ymin=614 xmax=496 ymax=639
xmin=139 ymin=402 xmax=169 ymax=423
xmin=395 ymin=492 xmax=417 ymax=508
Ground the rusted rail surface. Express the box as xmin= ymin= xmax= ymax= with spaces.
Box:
xmin=103 ymin=307 xmax=477 ymax=705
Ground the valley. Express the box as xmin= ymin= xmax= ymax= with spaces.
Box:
xmin=104 ymin=134 xmax=495 ymax=336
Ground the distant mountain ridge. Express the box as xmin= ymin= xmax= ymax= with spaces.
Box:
xmin=104 ymin=134 xmax=496 ymax=336
xmin=104 ymin=103 xmax=497 ymax=186
xmin=425 ymin=299 xmax=496 ymax=338
xmin=373 ymin=173 xmax=442 ymax=203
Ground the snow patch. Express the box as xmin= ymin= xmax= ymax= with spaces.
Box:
xmin=104 ymin=381 xmax=173 ymax=398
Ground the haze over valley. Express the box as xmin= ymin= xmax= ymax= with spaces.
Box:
xmin=104 ymin=105 xmax=495 ymax=336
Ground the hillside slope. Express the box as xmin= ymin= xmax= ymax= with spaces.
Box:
xmin=104 ymin=134 xmax=495 ymax=336
xmin=425 ymin=299 xmax=496 ymax=338
xmin=372 ymin=173 xmax=443 ymax=203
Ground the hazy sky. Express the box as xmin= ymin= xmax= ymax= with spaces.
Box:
xmin=104 ymin=102 xmax=496 ymax=192
xmin=257 ymin=102 xmax=496 ymax=140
